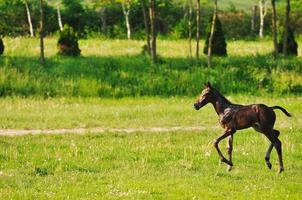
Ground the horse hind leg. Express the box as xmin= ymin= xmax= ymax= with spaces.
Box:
xmin=264 ymin=130 xmax=284 ymax=173
xmin=265 ymin=130 xmax=280 ymax=170
xmin=227 ymin=134 xmax=234 ymax=171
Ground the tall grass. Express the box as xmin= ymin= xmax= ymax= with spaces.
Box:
xmin=0 ymin=37 xmax=301 ymax=97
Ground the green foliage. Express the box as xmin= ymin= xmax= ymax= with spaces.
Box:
xmin=203 ymin=15 xmax=227 ymax=56
xmin=0 ymin=38 xmax=4 ymax=55
xmin=62 ymin=0 xmax=86 ymax=35
xmin=57 ymin=25 xmax=81 ymax=56
xmin=278 ymin=27 xmax=298 ymax=56
xmin=1 ymin=38 xmax=301 ymax=97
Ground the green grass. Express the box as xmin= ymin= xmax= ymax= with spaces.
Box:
xmin=0 ymin=103 xmax=301 ymax=199
xmin=0 ymin=97 xmax=301 ymax=199
xmin=0 ymin=96 xmax=300 ymax=130
xmin=0 ymin=38 xmax=301 ymax=97
xmin=1 ymin=130 xmax=301 ymax=199
xmin=0 ymin=36 xmax=301 ymax=199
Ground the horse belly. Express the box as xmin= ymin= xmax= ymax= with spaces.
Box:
xmin=235 ymin=111 xmax=258 ymax=130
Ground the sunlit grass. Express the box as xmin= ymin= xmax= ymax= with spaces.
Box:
xmin=0 ymin=96 xmax=299 ymax=130
xmin=0 ymin=127 xmax=301 ymax=199
xmin=3 ymin=37 xmax=301 ymax=58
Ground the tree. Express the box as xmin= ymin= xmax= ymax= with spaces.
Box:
xmin=56 ymin=1 xmax=63 ymax=31
xmin=259 ymin=0 xmax=267 ymax=38
xmin=250 ymin=5 xmax=257 ymax=34
xmin=271 ymin=0 xmax=278 ymax=56
xmin=278 ymin=27 xmax=298 ymax=56
xmin=150 ymin=0 xmax=156 ymax=63
xmin=283 ymin=0 xmax=290 ymax=56
xmin=142 ymin=0 xmax=151 ymax=55
xmin=39 ymin=0 xmax=45 ymax=64
xmin=62 ymin=0 xmax=85 ymax=34
xmin=207 ymin=0 xmax=217 ymax=68
xmin=195 ymin=0 xmax=200 ymax=59
xmin=121 ymin=0 xmax=131 ymax=39
xmin=0 ymin=38 xmax=4 ymax=55
xmin=24 ymin=0 xmax=34 ymax=37
xmin=188 ymin=0 xmax=193 ymax=58
xmin=57 ymin=25 xmax=81 ymax=56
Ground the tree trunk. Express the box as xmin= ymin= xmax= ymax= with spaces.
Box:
xmin=150 ymin=0 xmax=156 ymax=63
xmin=100 ymin=7 xmax=107 ymax=33
xmin=188 ymin=0 xmax=193 ymax=58
xmin=39 ymin=0 xmax=45 ymax=64
xmin=122 ymin=1 xmax=131 ymax=40
xmin=142 ymin=0 xmax=151 ymax=55
xmin=25 ymin=0 xmax=34 ymax=37
xmin=283 ymin=0 xmax=290 ymax=56
xmin=196 ymin=0 xmax=200 ymax=59
xmin=259 ymin=0 xmax=267 ymax=38
xmin=57 ymin=6 xmax=63 ymax=31
xmin=208 ymin=0 xmax=217 ymax=68
xmin=251 ymin=5 xmax=257 ymax=33
xmin=271 ymin=0 xmax=278 ymax=56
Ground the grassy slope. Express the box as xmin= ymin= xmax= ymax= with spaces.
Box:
xmin=1 ymin=38 xmax=302 ymax=97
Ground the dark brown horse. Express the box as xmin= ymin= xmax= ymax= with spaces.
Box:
xmin=194 ymin=82 xmax=291 ymax=173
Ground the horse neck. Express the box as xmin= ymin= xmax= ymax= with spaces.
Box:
xmin=210 ymin=91 xmax=232 ymax=116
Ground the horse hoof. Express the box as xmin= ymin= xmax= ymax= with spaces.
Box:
xmin=227 ymin=165 xmax=233 ymax=171
xmin=266 ymin=162 xmax=272 ymax=170
xmin=278 ymin=168 xmax=284 ymax=174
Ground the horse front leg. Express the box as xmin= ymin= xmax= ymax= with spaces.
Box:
xmin=214 ymin=129 xmax=235 ymax=167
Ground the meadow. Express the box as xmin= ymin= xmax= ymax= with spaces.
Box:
xmin=0 ymin=38 xmax=301 ymax=199
xmin=0 ymin=97 xmax=301 ymax=199
xmin=1 ymin=37 xmax=301 ymax=97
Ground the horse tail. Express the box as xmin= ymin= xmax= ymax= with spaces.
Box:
xmin=271 ymin=106 xmax=291 ymax=117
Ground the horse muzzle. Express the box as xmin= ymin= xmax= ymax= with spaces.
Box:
xmin=194 ymin=103 xmax=201 ymax=110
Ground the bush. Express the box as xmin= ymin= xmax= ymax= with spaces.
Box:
xmin=203 ymin=15 xmax=227 ymax=56
xmin=277 ymin=27 xmax=298 ymax=56
xmin=57 ymin=25 xmax=81 ymax=56
xmin=0 ymin=38 xmax=4 ymax=55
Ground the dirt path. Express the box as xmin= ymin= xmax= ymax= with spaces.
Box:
xmin=0 ymin=126 xmax=220 ymax=136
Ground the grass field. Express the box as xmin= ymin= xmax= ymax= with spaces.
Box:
xmin=0 ymin=97 xmax=301 ymax=199
xmin=1 ymin=38 xmax=301 ymax=97
xmin=0 ymin=37 xmax=301 ymax=199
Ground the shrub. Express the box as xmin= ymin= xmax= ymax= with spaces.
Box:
xmin=277 ymin=27 xmax=298 ymax=56
xmin=0 ymin=38 xmax=4 ymax=55
xmin=203 ymin=15 xmax=227 ymax=56
xmin=57 ymin=25 xmax=81 ymax=56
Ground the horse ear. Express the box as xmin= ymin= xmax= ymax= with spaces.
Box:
xmin=207 ymin=82 xmax=212 ymax=88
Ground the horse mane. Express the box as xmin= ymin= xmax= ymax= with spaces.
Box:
xmin=212 ymin=87 xmax=232 ymax=105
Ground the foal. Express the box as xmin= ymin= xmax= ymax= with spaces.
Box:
xmin=194 ymin=82 xmax=291 ymax=173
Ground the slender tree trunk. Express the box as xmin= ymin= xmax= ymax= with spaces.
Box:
xmin=271 ymin=0 xmax=278 ymax=56
xmin=259 ymin=0 xmax=267 ymax=38
xmin=251 ymin=5 xmax=257 ymax=33
xmin=283 ymin=0 xmax=290 ymax=56
xmin=142 ymin=0 xmax=151 ymax=55
xmin=122 ymin=1 xmax=131 ymax=40
xmin=196 ymin=0 xmax=200 ymax=59
xmin=208 ymin=0 xmax=217 ymax=68
xmin=39 ymin=0 xmax=45 ymax=64
xmin=188 ymin=0 xmax=193 ymax=58
xmin=150 ymin=0 xmax=156 ymax=63
xmin=57 ymin=6 xmax=63 ymax=31
xmin=25 ymin=0 xmax=34 ymax=37
xmin=100 ymin=7 xmax=107 ymax=33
